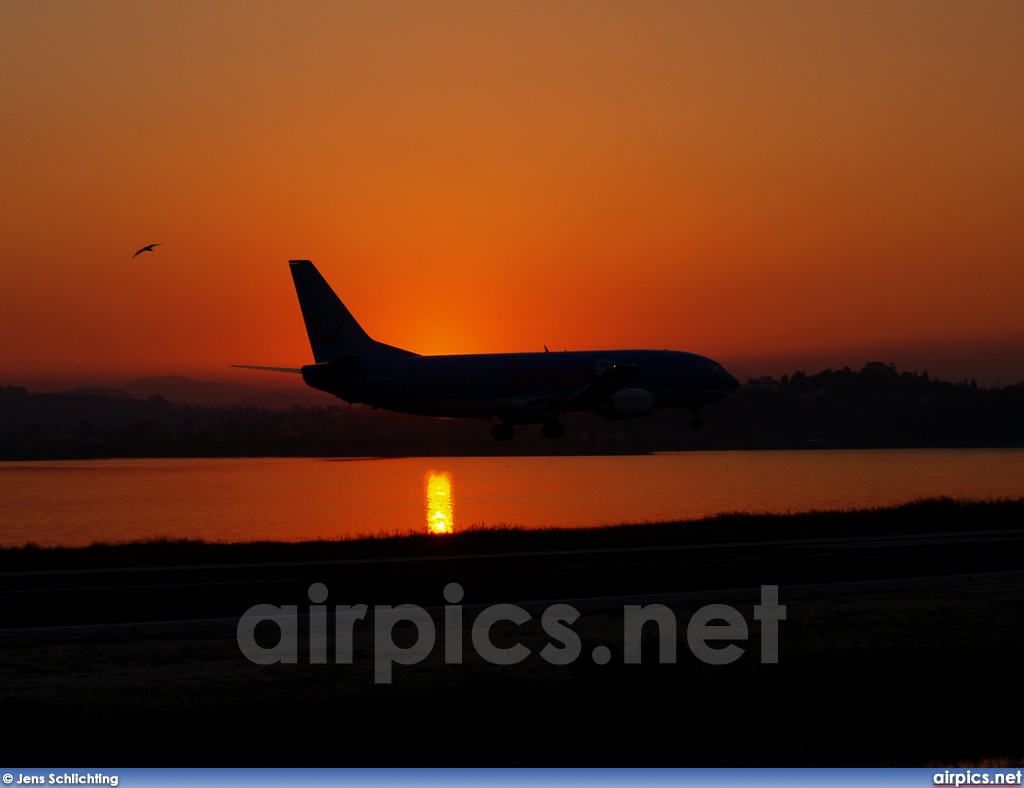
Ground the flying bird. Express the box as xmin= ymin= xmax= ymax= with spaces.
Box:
xmin=132 ymin=243 xmax=163 ymax=258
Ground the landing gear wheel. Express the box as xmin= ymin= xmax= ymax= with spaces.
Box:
xmin=492 ymin=423 xmax=515 ymax=441
xmin=690 ymin=415 xmax=704 ymax=429
xmin=541 ymin=420 xmax=565 ymax=439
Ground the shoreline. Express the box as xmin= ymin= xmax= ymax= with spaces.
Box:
xmin=3 ymin=496 xmax=1022 ymax=570
xmin=4 ymin=442 xmax=1024 ymax=462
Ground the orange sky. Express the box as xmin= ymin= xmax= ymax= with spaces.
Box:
xmin=2 ymin=1 xmax=1022 ymax=389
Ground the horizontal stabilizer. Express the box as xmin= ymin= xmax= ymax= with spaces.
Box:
xmin=231 ymin=365 xmax=303 ymax=374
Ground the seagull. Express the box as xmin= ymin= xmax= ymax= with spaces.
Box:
xmin=132 ymin=243 xmax=163 ymax=258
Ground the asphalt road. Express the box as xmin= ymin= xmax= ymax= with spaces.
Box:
xmin=3 ymin=529 xmax=1022 ymax=630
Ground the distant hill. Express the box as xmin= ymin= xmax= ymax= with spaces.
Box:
xmin=236 ymin=386 xmax=338 ymax=410
xmin=120 ymin=376 xmax=335 ymax=409
xmin=121 ymin=376 xmax=258 ymax=407
xmin=67 ymin=386 xmax=135 ymax=400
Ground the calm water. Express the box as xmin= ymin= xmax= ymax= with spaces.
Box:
xmin=1 ymin=450 xmax=1023 ymax=547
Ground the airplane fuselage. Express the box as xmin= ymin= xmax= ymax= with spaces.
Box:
xmin=302 ymin=349 xmax=738 ymax=423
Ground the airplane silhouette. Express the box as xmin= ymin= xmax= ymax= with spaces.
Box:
xmin=132 ymin=243 xmax=163 ymax=258
xmin=236 ymin=260 xmax=740 ymax=440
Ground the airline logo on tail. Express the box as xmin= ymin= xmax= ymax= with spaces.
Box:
xmin=310 ymin=310 xmax=345 ymax=345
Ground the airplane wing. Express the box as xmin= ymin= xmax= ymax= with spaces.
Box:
xmin=513 ymin=364 xmax=641 ymax=420
xmin=559 ymin=364 xmax=641 ymax=412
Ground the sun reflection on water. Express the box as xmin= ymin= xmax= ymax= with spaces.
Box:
xmin=425 ymin=471 xmax=454 ymax=534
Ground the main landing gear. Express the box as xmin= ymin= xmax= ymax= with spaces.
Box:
xmin=689 ymin=407 xmax=704 ymax=429
xmin=490 ymin=420 xmax=565 ymax=440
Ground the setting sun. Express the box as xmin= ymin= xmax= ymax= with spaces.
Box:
xmin=426 ymin=471 xmax=454 ymax=534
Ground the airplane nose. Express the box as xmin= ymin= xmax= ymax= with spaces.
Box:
xmin=708 ymin=362 xmax=739 ymax=392
xmin=713 ymin=365 xmax=740 ymax=390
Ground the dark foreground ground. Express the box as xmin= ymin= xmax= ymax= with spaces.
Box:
xmin=2 ymin=498 xmax=1022 ymax=766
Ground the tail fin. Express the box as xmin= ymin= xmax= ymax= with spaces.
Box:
xmin=289 ymin=260 xmax=417 ymax=362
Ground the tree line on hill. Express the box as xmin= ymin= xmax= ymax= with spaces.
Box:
xmin=1 ymin=362 xmax=1022 ymax=459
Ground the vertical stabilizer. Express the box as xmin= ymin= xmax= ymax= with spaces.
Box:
xmin=288 ymin=260 xmax=415 ymax=362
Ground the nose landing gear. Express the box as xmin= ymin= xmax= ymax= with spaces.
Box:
xmin=689 ymin=407 xmax=703 ymax=429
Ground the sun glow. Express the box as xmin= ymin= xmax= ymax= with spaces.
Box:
xmin=425 ymin=472 xmax=454 ymax=534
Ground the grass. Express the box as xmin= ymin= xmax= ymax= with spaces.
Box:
xmin=1 ymin=496 xmax=1022 ymax=572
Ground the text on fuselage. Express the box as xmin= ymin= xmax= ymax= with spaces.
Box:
xmin=506 ymin=361 xmax=596 ymax=391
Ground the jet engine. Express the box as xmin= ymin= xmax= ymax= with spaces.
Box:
xmin=598 ymin=388 xmax=654 ymax=420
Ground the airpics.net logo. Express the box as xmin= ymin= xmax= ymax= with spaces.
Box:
xmin=236 ymin=583 xmax=786 ymax=683
xmin=934 ymin=772 xmax=1024 ymax=786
